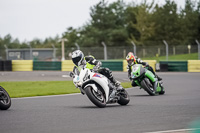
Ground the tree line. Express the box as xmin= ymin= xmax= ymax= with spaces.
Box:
xmin=0 ymin=0 xmax=200 ymax=50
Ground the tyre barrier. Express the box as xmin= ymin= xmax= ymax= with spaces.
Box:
xmin=62 ymin=60 xmax=74 ymax=71
xmin=159 ymin=61 xmax=188 ymax=72
xmin=33 ymin=61 xmax=61 ymax=71
xmin=101 ymin=61 xmax=123 ymax=71
xmin=0 ymin=61 xmax=3 ymax=71
xmin=1 ymin=60 xmax=199 ymax=72
xmin=188 ymin=60 xmax=200 ymax=72
xmin=159 ymin=64 xmax=168 ymax=72
xmin=0 ymin=61 xmax=12 ymax=71
xmin=3 ymin=61 xmax=12 ymax=71
xmin=12 ymin=60 xmax=33 ymax=71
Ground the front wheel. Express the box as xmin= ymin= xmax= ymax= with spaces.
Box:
xmin=117 ymin=89 xmax=130 ymax=105
xmin=0 ymin=86 xmax=11 ymax=110
xmin=141 ymin=78 xmax=156 ymax=96
xmin=159 ymin=85 xmax=165 ymax=95
xmin=85 ymin=86 xmax=106 ymax=108
xmin=159 ymin=90 xmax=165 ymax=95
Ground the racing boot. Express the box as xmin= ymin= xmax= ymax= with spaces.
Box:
xmin=109 ymin=76 xmax=120 ymax=87
xmin=155 ymin=74 xmax=162 ymax=81
xmin=110 ymin=77 xmax=124 ymax=91
xmin=105 ymin=68 xmax=122 ymax=90
xmin=114 ymin=80 xmax=121 ymax=87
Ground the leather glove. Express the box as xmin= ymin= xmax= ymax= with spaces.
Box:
xmin=93 ymin=66 xmax=99 ymax=72
xmin=96 ymin=61 xmax=102 ymax=68
xmin=93 ymin=61 xmax=102 ymax=72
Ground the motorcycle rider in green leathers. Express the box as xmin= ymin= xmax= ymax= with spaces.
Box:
xmin=126 ymin=52 xmax=162 ymax=87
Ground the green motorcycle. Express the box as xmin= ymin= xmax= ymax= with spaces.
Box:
xmin=130 ymin=64 xmax=165 ymax=96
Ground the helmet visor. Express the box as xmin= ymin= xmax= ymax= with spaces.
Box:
xmin=127 ymin=59 xmax=133 ymax=65
xmin=72 ymin=56 xmax=82 ymax=66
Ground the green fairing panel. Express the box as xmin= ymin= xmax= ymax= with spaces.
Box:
xmin=145 ymin=70 xmax=156 ymax=82
xmin=156 ymin=83 xmax=161 ymax=92
xmin=135 ymin=80 xmax=140 ymax=86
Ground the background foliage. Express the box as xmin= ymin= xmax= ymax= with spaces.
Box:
xmin=0 ymin=0 xmax=200 ymax=59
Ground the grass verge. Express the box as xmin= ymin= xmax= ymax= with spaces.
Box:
xmin=0 ymin=81 xmax=132 ymax=98
xmin=143 ymin=53 xmax=198 ymax=61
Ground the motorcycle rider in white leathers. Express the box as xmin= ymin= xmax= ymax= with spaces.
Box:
xmin=71 ymin=50 xmax=121 ymax=89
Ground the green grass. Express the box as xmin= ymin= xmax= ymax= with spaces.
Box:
xmin=111 ymin=53 xmax=198 ymax=61
xmin=142 ymin=53 xmax=198 ymax=61
xmin=0 ymin=81 xmax=132 ymax=98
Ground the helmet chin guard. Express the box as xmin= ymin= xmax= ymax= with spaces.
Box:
xmin=126 ymin=52 xmax=136 ymax=64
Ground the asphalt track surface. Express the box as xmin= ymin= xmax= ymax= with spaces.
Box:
xmin=0 ymin=72 xmax=200 ymax=133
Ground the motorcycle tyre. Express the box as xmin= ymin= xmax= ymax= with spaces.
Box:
xmin=117 ymin=89 xmax=130 ymax=106
xmin=85 ymin=86 xmax=106 ymax=108
xmin=141 ymin=78 xmax=156 ymax=96
xmin=0 ymin=86 xmax=11 ymax=110
xmin=159 ymin=86 xmax=165 ymax=95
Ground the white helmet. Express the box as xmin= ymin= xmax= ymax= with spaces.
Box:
xmin=71 ymin=50 xmax=84 ymax=66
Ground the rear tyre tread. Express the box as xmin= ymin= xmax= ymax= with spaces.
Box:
xmin=117 ymin=90 xmax=130 ymax=106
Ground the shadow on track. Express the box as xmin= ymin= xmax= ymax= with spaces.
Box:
xmin=68 ymin=104 xmax=132 ymax=109
xmin=129 ymin=94 xmax=150 ymax=97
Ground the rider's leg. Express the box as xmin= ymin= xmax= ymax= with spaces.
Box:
xmin=147 ymin=66 xmax=162 ymax=81
xmin=98 ymin=68 xmax=120 ymax=86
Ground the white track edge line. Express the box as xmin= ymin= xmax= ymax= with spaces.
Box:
xmin=145 ymin=128 xmax=200 ymax=133
xmin=12 ymin=93 xmax=81 ymax=100
xmin=12 ymin=88 xmax=133 ymax=100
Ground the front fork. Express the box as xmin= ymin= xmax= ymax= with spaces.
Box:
xmin=153 ymin=81 xmax=162 ymax=92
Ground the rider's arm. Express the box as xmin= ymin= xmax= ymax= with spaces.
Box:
xmin=127 ymin=65 xmax=132 ymax=80
xmin=73 ymin=66 xmax=80 ymax=75
xmin=85 ymin=56 xmax=102 ymax=67
xmin=136 ymin=58 xmax=148 ymax=66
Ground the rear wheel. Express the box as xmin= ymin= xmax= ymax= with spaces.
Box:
xmin=0 ymin=86 xmax=11 ymax=110
xmin=117 ymin=89 xmax=130 ymax=105
xmin=85 ymin=86 xmax=106 ymax=108
xmin=141 ymin=78 xmax=156 ymax=96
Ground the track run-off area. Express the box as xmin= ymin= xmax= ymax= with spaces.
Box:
xmin=0 ymin=72 xmax=200 ymax=133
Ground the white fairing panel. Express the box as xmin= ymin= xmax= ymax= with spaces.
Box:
xmin=79 ymin=68 xmax=89 ymax=82
xmin=84 ymin=84 xmax=98 ymax=92
xmin=91 ymin=74 xmax=109 ymax=102
xmin=75 ymin=68 xmax=110 ymax=102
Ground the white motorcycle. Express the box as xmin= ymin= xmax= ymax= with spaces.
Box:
xmin=70 ymin=66 xmax=130 ymax=108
